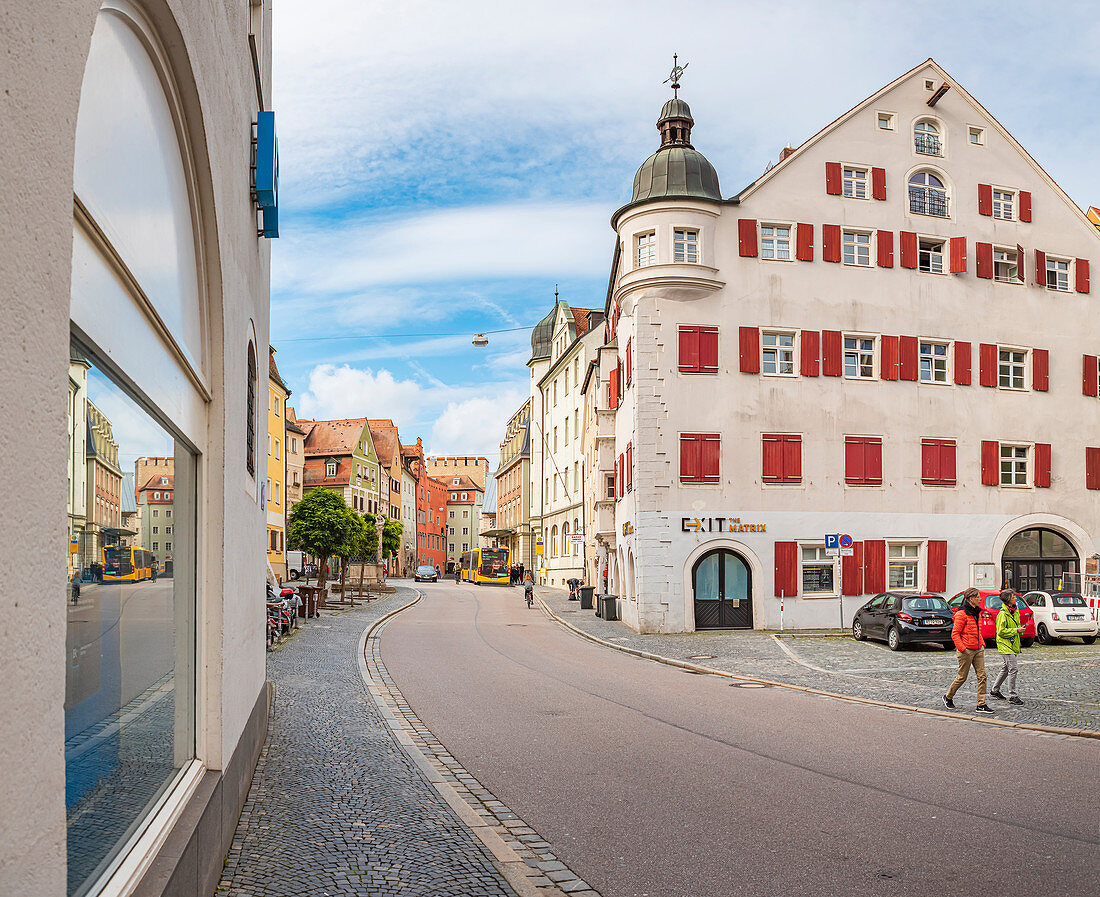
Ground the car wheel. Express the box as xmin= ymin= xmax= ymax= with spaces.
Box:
xmin=887 ymin=627 xmax=902 ymax=651
xmin=1020 ymin=638 xmax=1033 ymax=648
xmin=852 ymin=619 xmax=866 ymax=641
xmin=1083 ymin=636 xmax=1097 ymax=645
xmin=1036 ymin=623 xmax=1052 ymax=645
xmin=289 ymin=570 xmax=299 ymax=581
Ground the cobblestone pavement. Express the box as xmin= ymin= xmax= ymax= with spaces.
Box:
xmin=219 ymin=589 xmax=520 ymax=897
xmin=538 ymin=588 xmax=1100 ymax=734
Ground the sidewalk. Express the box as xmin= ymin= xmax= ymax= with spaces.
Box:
xmin=537 ymin=586 xmax=1100 ymax=734
xmin=219 ymin=588 xmax=518 ymax=897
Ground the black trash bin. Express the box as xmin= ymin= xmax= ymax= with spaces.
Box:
xmin=599 ymin=594 xmax=618 ymax=622
xmin=578 ymin=586 xmax=595 ymax=610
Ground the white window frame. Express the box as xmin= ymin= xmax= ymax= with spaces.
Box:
xmin=913 ymin=119 xmax=942 ymax=156
xmin=800 ymin=544 xmax=840 ymax=597
xmin=991 ymin=187 xmax=1015 ymax=221
xmin=876 ymin=111 xmax=896 ymax=131
xmin=841 ymin=165 xmax=869 ymax=200
xmin=760 ymin=223 xmax=793 ymax=261
xmin=635 ymin=231 xmax=657 ymax=268
xmin=998 ymin=346 xmax=1028 ymax=390
xmin=919 ymin=340 xmax=950 ymax=384
xmin=761 ymin=330 xmax=797 ymax=377
xmin=673 ymin=228 xmax=699 ymax=264
xmin=1045 ymin=255 xmax=1071 ymax=292
xmin=326 ymin=461 xmax=336 ymax=477
xmin=993 ymin=246 xmax=1019 ymax=284
xmin=918 ymin=238 xmax=945 ymax=275
xmin=999 ymin=443 xmax=1030 ymax=487
xmin=908 ymin=171 xmax=948 ymax=218
xmin=887 ymin=542 xmax=922 ymax=591
xmin=843 ymin=334 xmax=876 ymax=379
xmin=841 ymin=230 xmax=872 ymax=267
xmin=968 ymin=126 xmax=985 ymax=145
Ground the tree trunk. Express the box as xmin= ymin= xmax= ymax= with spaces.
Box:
xmin=357 ymin=554 xmax=367 ymax=602
xmin=317 ymin=554 xmax=328 ymax=592
xmin=339 ymin=559 xmax=347 ymax=604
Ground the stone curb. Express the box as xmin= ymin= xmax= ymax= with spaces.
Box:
xmin=537 ymin=597 xmax=1100 ymax=742
xmin=359 ymin=591 xmax=602 ymax=897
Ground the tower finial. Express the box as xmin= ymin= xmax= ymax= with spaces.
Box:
xmin=554 ymin=283 xmax=559 ymax=302
xmin=664 ymin=52 xmax=688 ymax=97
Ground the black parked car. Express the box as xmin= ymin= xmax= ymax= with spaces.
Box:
xmin=852 ymin=592 xmax=953 ymax=650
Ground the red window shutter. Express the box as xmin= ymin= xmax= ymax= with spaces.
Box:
xmin=865 ymin=438 xmax=883 ymax=484
xmin=617 ymin=453 xmax=624 ymax=497
xmin=700 ymin=434 xmax=721 ymax=483
xmin=822 ymin=330 xmax=843 ymax=376
xmin=699 ymin=327 xmax=719 ymax=373
xmin=825 ymin=161 xmax=842 ymax=195
xmin=899 ymin=336 xmax=919 ymax=381
xmin=678 ymin=326 xmax=700 ymax=372
xmin=784 ymin=436 xmax=802 ymax=483
xmin=871 ymin=167 xmax=887 ymax=201
xmin=921 ymin=439 xmax=940 ymax=484
xmin=864 ymin=540 xmax=886 ymax=593
xmin=625 ymin=339 xmax=632 ymax=387
xmin=822 ymin=224 xmax=841 ymax=263
xmin=678 ymin=437 xmax=697 ymax=482
xmin=1017 ymin=244 xmax=1025 ymax=283
xmin=1034 ymin=249 xmax=1046 ymax=286
xmin=796 ymin=223 xmax=814 ymax=261
xmin=1019 ymin=191 xmax=1032 ymax=222
xmin=845 ymin=438 xmax=864 ymax=484
xmin=615 ymin=358 xmax=623 ymax=407
xmin=842 ymin=542 xmax=864 ymax=596
xmin=978 ymin=183 xmax=993 ymax=216
xmin=979 ymin=343 xmax=997 ymax=387
xmin=762 ymin=435 xmax=783 ymax=483
xmin=899 ymin=231 xmax=918 ymax=269
xmin=1084 ymin=354 xmax=1098 ymax=397
xmin=1035 ymin=443 xmax=1051 ymax=488
xmin=609 ymin=366 xmax=618 ymax=408
xmin=1086 ymin=447 xmax=1100 ymax=490
xmin=774 ymin=541 xmax=798 ymax=598
xmin=738 ymin=219 xmax=758 ymax=257
xmin=739 ymin=326 xmax=760 ymax=373
xmin=877 ymin=230 xmax=894 ymax=267
xmin=1076 ymin=258 xmax=1090 ymax=294
xmin=940 ymin=440 xmax=957 ymax=485
xmin=845 ymin=437 xmax=880 ymax=485
xmin=626 ymin=444 xmax=632 ymax=491
xmin=955 ymin=342 xmax=972 ymax=385
xmin=927 ymin=541 xmax=948 ymax=592
xmin=981 ymin=440 xmax=999 ymax=486
xmin=950 ymin=237 xmax=967 ymax=273
xmin=880 ymin=335 xmax=899 ymax=380
xmin=1033 ymin=348 xmax=1049 ymax=392
xmin=976 ymin=242 xmax=994 ymax=279
xmin=801 ymin=329 xmax=820 ymax=377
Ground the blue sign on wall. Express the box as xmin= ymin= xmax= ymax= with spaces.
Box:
xmin=255 ymin=110 xmax=278 ymax=237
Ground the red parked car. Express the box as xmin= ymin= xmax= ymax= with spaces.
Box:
xmin=947 ymin=590 xmax=1035 ymax=648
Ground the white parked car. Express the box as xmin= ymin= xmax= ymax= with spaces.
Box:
xmin=1021 ymin=591 xmax=1098 ymax=645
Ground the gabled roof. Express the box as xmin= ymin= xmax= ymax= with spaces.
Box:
xmin=734 ymin=58 xmax=1100 ymax=235
xmin=268 ymin=347 xmax=290 ymax=395
xmin=303 ymin=418 xmax=367 ymax=457
xmin=139 ymin=474 xmax=174 ymax=491
xmin=481 ymin=476 xmax=497 ymax=513
xmin=303 ymin=456 xmax=352 ymax=487
xmin=1089 ymin=207 xmax=1100 ymax=229
xmin=367 ymin=419 xmax=400 ymax=465
xmin=445 ymin=474 xmax=483 ymax=497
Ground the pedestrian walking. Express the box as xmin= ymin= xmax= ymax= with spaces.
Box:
xmin=943 ymin=587 xmax=995 ymax=714
xmin=990 ymin=589 xmax=1026 ymax=705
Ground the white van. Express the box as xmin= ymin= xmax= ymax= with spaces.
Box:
xmin=285 ymin=550 xmax=316 ymax=581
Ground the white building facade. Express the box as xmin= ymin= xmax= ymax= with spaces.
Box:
xmin=528 ymin=300 xmax=605 ymax=586
xmin=606 ymin=60 xmax=1100 ymax=633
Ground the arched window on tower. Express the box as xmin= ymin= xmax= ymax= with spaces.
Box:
xmin=246 ymin=341 xmax=257 ymax=477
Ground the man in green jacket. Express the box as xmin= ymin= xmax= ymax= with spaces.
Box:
xmin=990 ymin=589 xmax=1025 ymax=705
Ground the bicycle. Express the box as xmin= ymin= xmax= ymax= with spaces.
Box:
xmin=525 ymin=584 xmax=534 ymax=608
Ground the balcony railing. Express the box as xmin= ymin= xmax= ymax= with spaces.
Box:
xmin=908 ymin=188 xmax=949 ymax=218
xmin=914 ymin=133 xmax=941 ymax=155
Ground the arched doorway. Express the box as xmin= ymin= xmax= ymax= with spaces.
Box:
xmin=1002 ymin=528 xmax=1079 ymax=593
xmin=692 ymin=549 xmax=753 ymax=629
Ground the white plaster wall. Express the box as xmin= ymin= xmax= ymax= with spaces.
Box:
xmin=611 ymin=62 xmax=1100 ymax=632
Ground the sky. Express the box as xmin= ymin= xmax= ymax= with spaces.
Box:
xmin=270 ymin=0 xmax=1100 ymax=465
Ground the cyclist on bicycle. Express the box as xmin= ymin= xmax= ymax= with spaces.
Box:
xmin=523 ymin=572 xmax=534 ymax=608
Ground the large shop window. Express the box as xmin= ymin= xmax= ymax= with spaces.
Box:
xmin=68 ymin=9 xmax=207 ymax=895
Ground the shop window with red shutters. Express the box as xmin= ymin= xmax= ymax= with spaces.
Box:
xmin=845 ymin=436 xmax=882 ymax=485
xmin=762 ymin=434 xmax=802 ymax=484
xmin=680 ymin=433 xmax=720 ymax=484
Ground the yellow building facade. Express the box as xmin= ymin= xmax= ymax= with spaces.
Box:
xmin=267 ymin=347 xmax=290 ymax=578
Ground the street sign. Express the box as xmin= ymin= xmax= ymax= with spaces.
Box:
xmin=567 ymin=534 xmax=584 ymax=545
xmin=839 ymin=534 xmax=853 ymax=548
xmin=825 ymin=533 xmax=839 ymax=550
xmin=825 ymin=548 xmax=839 ymax=557
xmin=840 ymin=547 xmax=854 ymax=557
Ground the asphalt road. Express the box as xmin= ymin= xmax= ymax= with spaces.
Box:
xmin=381 ymin=580 xmax=1100 ymax=897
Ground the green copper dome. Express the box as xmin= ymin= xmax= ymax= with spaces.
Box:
xmin=659 ymin=97 xmax=693 ymax=123
xmin=530 ymin=304 xmax=557 ymax=360
xmin=631 ymin=146 xmax=721 ymax=203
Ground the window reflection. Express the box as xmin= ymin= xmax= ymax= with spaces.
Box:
xmin=66 ymin=340 xmax=195 ymax=897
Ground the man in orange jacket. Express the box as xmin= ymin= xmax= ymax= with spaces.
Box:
xmin=943 ymin=587 xmax=995 ymax=714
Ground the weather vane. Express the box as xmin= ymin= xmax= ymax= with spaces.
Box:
xmin=664 ymin=53 xmax=688 ymax=97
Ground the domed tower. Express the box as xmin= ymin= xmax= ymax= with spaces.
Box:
xmin=628 ymin=95 xmax=721 ymax=206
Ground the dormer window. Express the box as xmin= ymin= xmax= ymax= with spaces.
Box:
xmin=160 ymin=477 xmax=168 ymax=485
xmin=914 ymin=120 xmax=941 ymax=156
xmin=635 ymin=231 xmax=656 ymax=267
xmin=326 ymin=461 xmax=337 ymax=477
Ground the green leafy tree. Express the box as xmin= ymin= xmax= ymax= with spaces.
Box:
xmin=286 ymin=489 xmax=357 ymax=591
xmin=353 ymin=513 xmax=380 ymax=600
xmin=382 ymin=519 xmax=403 ymax=569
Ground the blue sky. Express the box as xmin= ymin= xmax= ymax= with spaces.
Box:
xmin=271 ymin=0 xmax=1100 ymax=463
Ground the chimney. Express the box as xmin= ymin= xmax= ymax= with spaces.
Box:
xmin=779 ymin=145 xmax=795 ymax=163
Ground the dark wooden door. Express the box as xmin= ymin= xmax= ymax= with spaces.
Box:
xmin=693 ymin=550 xmax=753 ymax=630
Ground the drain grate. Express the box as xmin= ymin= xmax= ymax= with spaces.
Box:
xmin=732 ymin=682 xmax=769 ymax=688
xmin=687 ymin=654 xmax=716 ymax=660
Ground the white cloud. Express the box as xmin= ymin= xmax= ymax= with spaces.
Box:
xmin=429 ymin=391 xmax=528 ymax=459
xmin=297 ymin=364 xmax=426 ymax=427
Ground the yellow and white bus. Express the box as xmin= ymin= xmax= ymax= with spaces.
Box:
xmin=459 ymin=547 xmax=510 ymax=585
